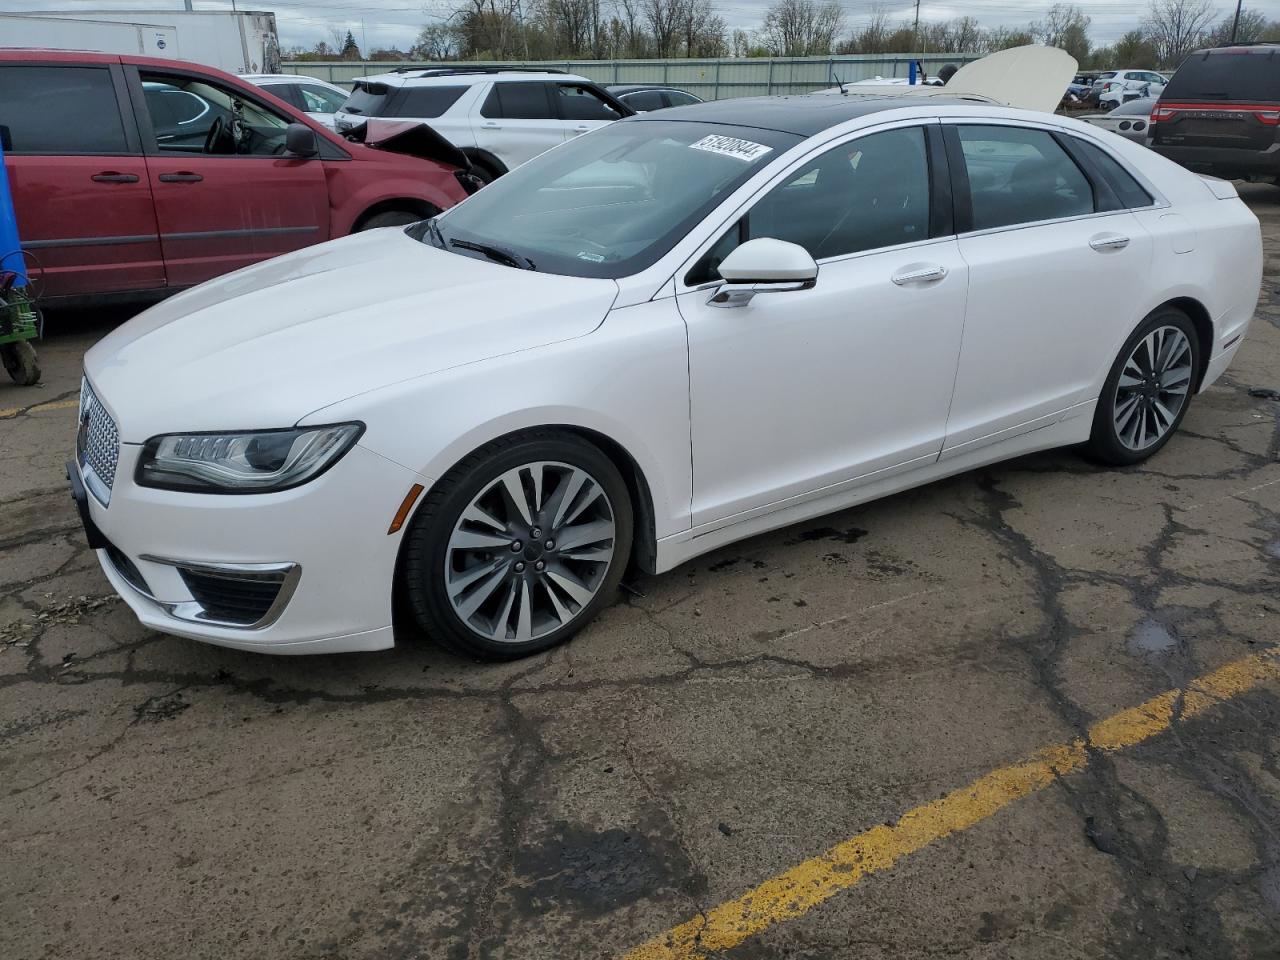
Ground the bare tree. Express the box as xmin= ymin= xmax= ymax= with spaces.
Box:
xmin=1144 ymin=0 xmax=1216 ymax=67
xmin=411 ymin=23 xmax=458 ymax=60
xmin=1204 ymin=8 xmax=1273 ymax=45
xmin=1031 ymin=3 xmax=1091 ymax=61
xmin=643 ymin=0 xmax=687 ymax=57
xmin=758 ymin=0 xmax=845 ymax=56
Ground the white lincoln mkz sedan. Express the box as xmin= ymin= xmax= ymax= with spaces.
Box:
xmin=71 ymin=92 xmax=1262 ymax=659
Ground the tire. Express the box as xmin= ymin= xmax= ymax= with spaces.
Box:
xmin=402 ymin=430 xmax=633 ymax=660
xmin=1087 ymin=307 xmax=1200 ymax=466
xmin=1 ymin=341 xmax=40 ymax=386
xmin=357 ymin=209 xmax=426 ymax=232
xmin=467 ymin=160 xmax=500 ymax=186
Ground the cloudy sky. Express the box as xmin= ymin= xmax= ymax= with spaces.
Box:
xmin=14 ymin=0 xmax=1280 ymax=54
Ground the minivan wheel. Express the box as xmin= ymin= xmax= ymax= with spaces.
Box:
xmin=402 ymin=431 xmax=633 ymax=660
xmin=358 ymin=209 xmax=426 ymax=231
xmin=1087 ymin=308 xmax=1200 ymax=466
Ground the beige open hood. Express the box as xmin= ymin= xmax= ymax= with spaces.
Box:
xmin=816 ymin=45 xmax=1078 ymax=115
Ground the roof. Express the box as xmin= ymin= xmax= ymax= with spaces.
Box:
xmin=607 ymin=84 xmax=690 ymax=94
xmin=363 ymin=68 xmax=588 ymax=86
xmin=633 ymin=93 xmax=987 ymax=136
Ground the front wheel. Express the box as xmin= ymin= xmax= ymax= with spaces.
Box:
xmin=1 ymin=341 xmax=40 ymax=386
xmin=402 ymin=431 xmax=633 ymax=660
xmin=1087 ymin=308 xmax=1200 ymax=465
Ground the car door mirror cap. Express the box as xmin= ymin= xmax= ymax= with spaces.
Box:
xmin=709 ymin=239 xmax=818 ymax=308
xmin=284 ymin=122 xmax=319 ymax=158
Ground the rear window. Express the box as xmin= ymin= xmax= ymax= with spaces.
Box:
xmin=386 ymin=85 xmax=466 ymax=118
xmin=1163 ymin=49 xmax=1280 ymax=101
xmin=0 ymin=65 xmax=127 ymax=154
xmin=481 ymin=82 xmax=553 ymax=120
xmin=623 ymin=90 xmax=665 ymax=111
xmin=340 ymin=81 xmax=391 ymax=115
xmin=1070 ymin=138 xmax=1153 ymax=209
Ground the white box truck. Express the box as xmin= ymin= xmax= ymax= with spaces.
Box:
xmin=0 ymin=10 xmax=279 ymax=74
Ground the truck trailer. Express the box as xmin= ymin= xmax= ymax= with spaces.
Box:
xmin=0 ymin=10 xmax=279 ymax=74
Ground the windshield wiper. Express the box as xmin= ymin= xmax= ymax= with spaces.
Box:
xmin=449 ymin=238 xmax=536 ymax=271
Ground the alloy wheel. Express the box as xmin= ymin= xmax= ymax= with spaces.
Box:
xmin=1113 ymin=325 xmax=1193 ymax=451
xmin=444 ymin=461 xmax=616 ymax=643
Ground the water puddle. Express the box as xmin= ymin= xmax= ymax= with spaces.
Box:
xmin=1127 ymin=618 xmax=1177 ymax=656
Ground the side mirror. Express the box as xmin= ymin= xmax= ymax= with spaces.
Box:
xmin=284 ymin=122 xmax=318 ymax=158
xmin=710 ymin=238 xmax=818 ymax=308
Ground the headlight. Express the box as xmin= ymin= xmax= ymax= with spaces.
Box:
xmin=135 ymin=423 xmax=364 ymax=493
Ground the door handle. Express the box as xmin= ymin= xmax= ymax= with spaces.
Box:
xmin=891 ymin=264 xmax=947 ymax=286
xmin=573 ymin=125 xmax=590 ymax=132
xmin=482 ymin=121 xmax=501 ymax=130
xmin=158 ymin=172 xmax=203 ymax=183
xmin=1089 ymin=234 xmax=1130 ymax=251
xmin=91 ymin=172 xmax=139 ymax=183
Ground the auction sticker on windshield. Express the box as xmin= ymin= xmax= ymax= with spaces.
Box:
xmin=689 ymin=135 xmax=773 ymax=162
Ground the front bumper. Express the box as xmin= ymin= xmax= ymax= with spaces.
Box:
xmin=71 ymin=443 xmax=429 ymax=655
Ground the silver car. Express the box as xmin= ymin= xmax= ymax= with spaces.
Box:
xmin=1080 ymin=98 xmax=1157 ymax=145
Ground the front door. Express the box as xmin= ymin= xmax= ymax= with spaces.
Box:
xmin=554 ymin=83 xmax=624 ymax=142
xmin=677 ymin=124 xmax=968 ymax=527
xmin=940 ymin=122 xmax=1154 ymax=456
xmin=130 ymin=68 xmax=329 ymax=288
xmin=0 ymin=62 xmax=162 ymax=299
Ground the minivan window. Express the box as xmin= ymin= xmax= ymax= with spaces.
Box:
xmin=482 ymin=82 xmax=553 ymax=120
xmin=957 ymin=125 xmax=1093 ymax=230
xmin=1162 ymin=50 xmax=1280 ymax=101
xmin=389 ymin=85 xmax=466 ymax=118
xmin=0 ymin=65 xmax=127 ymax=154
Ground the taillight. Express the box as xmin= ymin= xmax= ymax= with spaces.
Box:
xmin=1255 ymin=110 xmax=1280 ymax=125
xmin=1152 ymin=105 xmax=1177 ymax=122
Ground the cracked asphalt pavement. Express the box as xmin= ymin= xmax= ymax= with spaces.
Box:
xmin=4 ymin=189 xmax=1280 ymax=960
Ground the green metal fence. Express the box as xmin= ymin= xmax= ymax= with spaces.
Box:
xmin=280 ymin=53 xmax=980 ymax=98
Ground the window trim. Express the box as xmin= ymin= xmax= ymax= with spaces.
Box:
xmin=940 ymin=118 xmax=1166 ymax=239
xmin=679 ymin=119 xmax=950 ymax=291
xmin=0 ymin=61 xmax=140 ymax=157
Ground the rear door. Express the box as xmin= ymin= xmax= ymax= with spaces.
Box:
xmin=127 ymin=66 xmax=329 ymax=288
xmin=0 ymin=61 xmax=162 ymax=299
xmin=474 ymin=82 xmax=564 ymax=168
xmin=940 ymin=121 xmax=1154 ymax=457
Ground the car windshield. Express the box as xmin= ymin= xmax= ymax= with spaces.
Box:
xmin=421 ymin=119 xmax=801 ymax=279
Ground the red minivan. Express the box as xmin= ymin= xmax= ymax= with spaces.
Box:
xmin=0 ymin=50 xmax=473 ymax=304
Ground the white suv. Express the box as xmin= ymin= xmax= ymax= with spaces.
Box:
xmin=333 ymin=68 xmax=633 ymax=182
xmin=1095 ymin=69 xmax=1167 ymax=109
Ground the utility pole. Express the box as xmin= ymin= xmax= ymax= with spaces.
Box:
xmin=912 ymin=0 xmax=921 ymax=51
xmin=1230 ymin=0 xmax=1244 ymax=43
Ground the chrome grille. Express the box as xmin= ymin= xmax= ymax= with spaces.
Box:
xmin=78 ymin=378 xmax=120 ymax=491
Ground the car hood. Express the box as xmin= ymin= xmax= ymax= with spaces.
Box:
xmin=85 ymin=229 xmax=619 ymax=442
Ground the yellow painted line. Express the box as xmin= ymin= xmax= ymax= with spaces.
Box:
xmin=623 ymin=648 xmax=1280 ymax=960
xmin=0 ymin=398 xmax=78 ymax=420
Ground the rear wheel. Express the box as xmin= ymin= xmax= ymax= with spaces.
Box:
xmin=402 ymin=431 xmax=633 ymax=660
xmin=1087 ymin=308 xmax=1199 ymax=465
xmin=1 ymin=341 xmax=40 ymax=386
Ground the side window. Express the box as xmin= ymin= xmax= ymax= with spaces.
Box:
xmin=482 ymin=82 xmax=553 ymax=120
xmin=625 ymin=90 xmax=666 ymax=112
xmin=389 ymin=85 xmax=466 ymax=118
xmin=556 ymin=85 xmax=622 ymax=122
xmin=1070 ymin=137 xmax=1154 ymax=209
xmin=686 ymin=126 xmax=931 ymax=283
xmin=665 ymin=91 xmax=700 ymax=107
xmin=299 ymin=85 xmax=349 ymax=114
xmin=262 ymin=83 xmax=304 ymax=111
xmin=140 ymin=73 xmax=288 ymax=156
xmin=957 ymin=125 xmax=1093 ymax=230
xmin=0 ymin=65 xmax=127 ymax=154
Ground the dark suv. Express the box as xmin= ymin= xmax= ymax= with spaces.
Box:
xmin=1151 ymin=44 xmax=1280 ymax=181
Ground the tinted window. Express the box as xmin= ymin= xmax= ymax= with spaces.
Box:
xmin=556 ymin=85 xmax=621 ymax=121
xmin=1072 ymin=138 xmax=1153 ymax=209
xmin=482 ymin=82 xmax=553 ymax=120
xmin=299 ymin=84 xmax=349 ymax=113
xmin=0 ymin=65 xmax=126 ymax=154
xmin=389 ymin=85 xmax=466 ymax=118
xmin=665 ymin=91 xmax=700 ymax=107
xmin=623 ymin=90 xmax=666 ymax=111
xmin=687 ymin=127 xmax=930 ymax=282
xmin=340 ymin=81 xmax=391 ymax=116
xmin=958 ymin=125 xmax=1092 ymax=230
xmin=1163 ymin=50 xmax=1280 ymax=101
